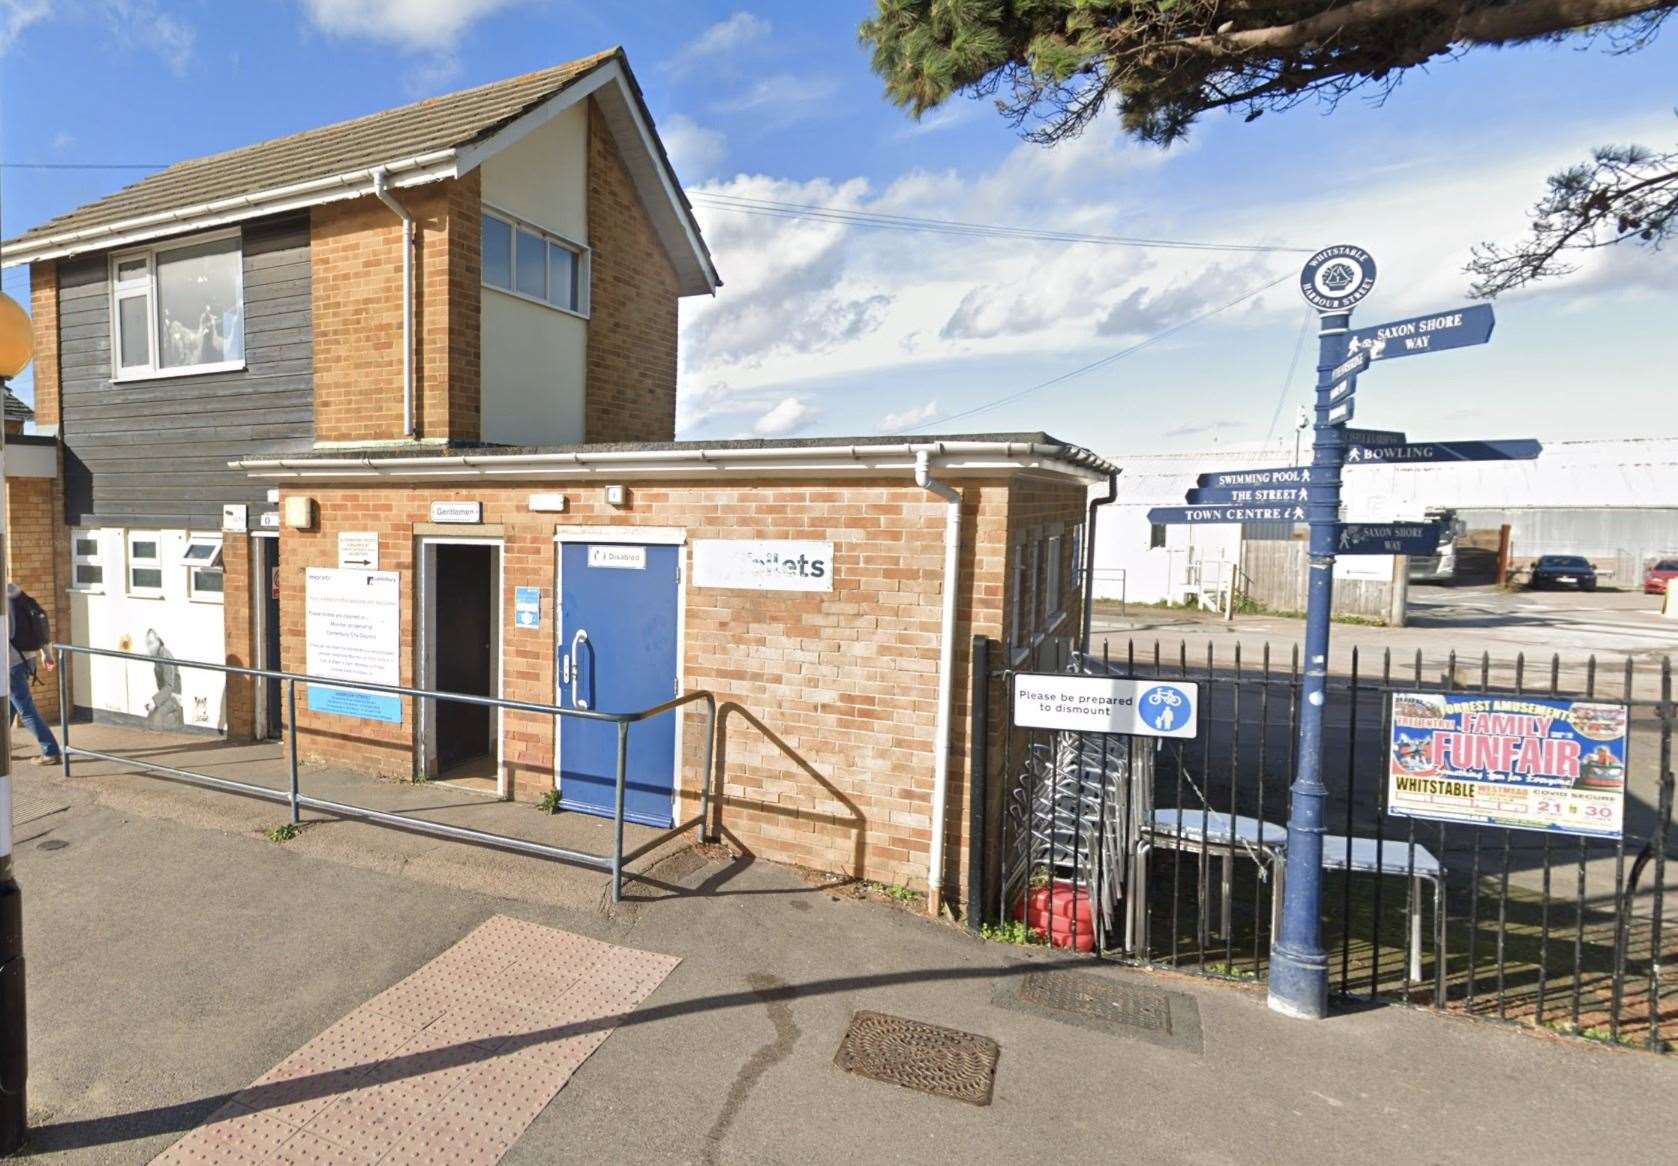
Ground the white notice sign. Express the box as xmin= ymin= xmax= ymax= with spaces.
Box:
xmin=305 ymin=568 xmax=402 ymax=723
xmin=430 ymin=501 xmax=483 ymax=524
xmin=1012 ymin=673 xmax=1199 ymax=739
xmin=587 ymin=545 xmax=646 ymax=570
xmin=338 ymin=531 xmax=379 ymax=570
xmin=691 ymin=540 xmax=833 ymax=592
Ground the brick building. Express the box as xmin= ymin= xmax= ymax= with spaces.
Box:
xmin=2 ymin=49 xmax=1111 ymax=912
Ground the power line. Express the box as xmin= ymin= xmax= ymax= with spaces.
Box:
xmin=690 ymin=192 xmax=1312 ymax=256
xmin=901 ymin=272 xmax=1294 ymax=433
xmin=1264 ymin=309 xmax=1314 ymax=443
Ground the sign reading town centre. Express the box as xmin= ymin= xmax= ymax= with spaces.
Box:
xmin=1013 ymin=673 xmax=1199 ymax=739
xmin=1147 ymin=503 xmax=1306 ymax=526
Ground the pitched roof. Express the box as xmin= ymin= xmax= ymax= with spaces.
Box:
xmin=1 ymin=49 xmax=719 ymax=293
xmin=3 ymin=387 xmax=32 ymax=423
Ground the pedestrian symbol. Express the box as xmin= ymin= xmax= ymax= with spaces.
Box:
xmin=1139 ymin=685 xmax=1191 ymax=733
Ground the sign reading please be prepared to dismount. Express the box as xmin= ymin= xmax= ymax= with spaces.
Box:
xmin=1012 ymin=673 xmax=1199 ymax=739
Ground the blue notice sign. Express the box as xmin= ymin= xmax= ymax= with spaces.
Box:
xmin=1195 ymin=465 xmax=1313 ymax=490
xmin=1138 ymin=684 xmax=1193 ymax=734
xmin=1185 ymin=483 xmax=1308 ymax=506
xmin=514 ymin=585 xmax=541 ymax=629
xmin=1345 ymin=439 xmax=1541 ymax=465
xmin=308 ymin=685 xmax=402 ymax=724
xmin=1350 ymin=304 xmax=1494 ymax=362
xmin=1337 ymin=523 xmax=1442 ymax=556
xmin=1148 ymin=503 xmax=1306 ymax=526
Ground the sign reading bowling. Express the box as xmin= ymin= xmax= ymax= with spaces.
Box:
xmin=692 ymin=539 xmax=834 ymax=592
xmin=1012 ymin=674 xmax=1199 ymax=739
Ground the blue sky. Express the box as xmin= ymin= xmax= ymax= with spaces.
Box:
xmin=2 ymin=1 xmax=1674 ymax=460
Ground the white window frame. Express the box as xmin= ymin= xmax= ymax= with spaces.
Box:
xmin=480 ymin=204 xmax=591 ymax=319
xmin=1043 ymin=533 xmax=1063 ymax=622
xmin=108 ymin=227 xmax=246 ymax=382
xmin=126 ymin=532 xmax=165 ymax=599
xmin=1069 ymin=523 xmax=1085 ymax=596
xmin=183 ymin=535 xmax=225 ymax=604
xmin=71 ymin=530 xmax=105 ymax=593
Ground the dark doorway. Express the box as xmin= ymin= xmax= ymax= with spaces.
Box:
xmin=433 ymin=543 xmax=496 ymax=775
xmin=256 ymin=536 xmax=282 ymax=740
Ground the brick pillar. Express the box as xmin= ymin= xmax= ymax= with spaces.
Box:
xmin=5 ymin=474 xmax=62 ymax=723
xmin=222 ymin=533 xmax=255 ymax=739
xmin=29 ymin=261 xmax=59 ymax=431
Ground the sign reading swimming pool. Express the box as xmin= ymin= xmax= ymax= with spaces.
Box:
xmin=1387 ymin=692 xmax=1627 ymax=838
xmin=1012 ymin=673 xmax=1199 ymax=739
xmin=305 ymin=567 xmax=402 ymax=724
xmin=691 ymin=540 xmax=833 ymax=592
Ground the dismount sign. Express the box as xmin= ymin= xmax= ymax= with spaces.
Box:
xmin=1012 ymin=673 xmax=1199 ymax=739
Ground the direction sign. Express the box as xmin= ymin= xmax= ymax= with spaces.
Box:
xmin=1196 ymin=465 xmax=1313 ymax=490
xmin=1344 ymin=439 xmax=1542 ymax=465
xmin=1337 ymin=523 xmax=1442 ymax=556
xmin=1328 ymin=378 xmax=1354 ymax=403
xmin=1184 ymin=484 xmax=1308 ymax=506
xmin=1349 ymin=304 xmax=1494 ymax=362
xmin=1148 ymin=504 xmax=1307 ymax=526
xmin=1326 ymin=398 xmax=1354 ymax=425
xmin=1331 ymin=349 xmax=1371 ymax=383
xmin=1342 ymin=428 xmax=1407 ymax=447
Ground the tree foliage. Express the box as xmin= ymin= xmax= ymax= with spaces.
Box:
xmin=860 ymin=0 xmax=1673 ymax=146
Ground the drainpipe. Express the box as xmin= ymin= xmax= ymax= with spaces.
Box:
xmin=1081 ymin=471 xmax=1119 ymax=654
xmin=370 ymin=168 xmax=415 ymax=440
xmin=914 ymin=448 xmax=962 ymax=917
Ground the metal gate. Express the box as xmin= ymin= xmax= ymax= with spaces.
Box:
xmin=972 ymin=635 xmax=1676 ymax=1051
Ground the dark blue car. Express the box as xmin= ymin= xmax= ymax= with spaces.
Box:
xmin=1528 ymin=554 xmax=1598 ymax=591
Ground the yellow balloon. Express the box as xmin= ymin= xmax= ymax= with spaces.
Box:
xmin=0 ymin=291 xmax=34 ymax=379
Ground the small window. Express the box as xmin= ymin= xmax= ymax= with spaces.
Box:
xmin=514 ymin=228 xmax=546 ymax=299
xmin=1068 ymin=524 xmax=1085 ymax=594
xmin=73 ymin=531 xmax=104 ymax=591
xmin=1008 ymin=544 xmax=1025 ymax=649
xmin=181 ymin=537 xmax=223 ymax=568
xmin=547 ymin=241 xmax=580 ymax=311
xmin=1149 ymin=523 xmax=1167 ymax=550
xmin=127 ymin=533 xmax=164 ymax=597
xmin=482 ymin=214 xmax=512 ymax=289
xmin=482 ymin=208 xmax=589 ymax=315
xmin=1043 ymin=535 xmax=1063 ymax=620
xmin=183 ymin=535 xmax=225 ymax=603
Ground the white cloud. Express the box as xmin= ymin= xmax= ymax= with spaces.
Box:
xmin=880 ymin=400 xmax=939 ymax=431
xmin=662 ymin=115 xmax=727 ymax=182
xmin=299 ymin=0 xmax=522 ymax=52
xmin=713 ymin=73 xmax=840 ymax=127
xmin=0 ymin=0 xmax=50 ymax=55
xmin=752 ymin=396 xmax=816 ymax=436
xmin=671 ymin=10 xmax=769 ymax=74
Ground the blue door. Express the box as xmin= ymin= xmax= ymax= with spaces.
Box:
xmin=557 ymin=542 xmax=680 ymax=827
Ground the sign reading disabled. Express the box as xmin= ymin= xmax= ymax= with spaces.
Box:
xmin=305 ymin=567 xmax=402 ymax=724
xmin=1012 ymin=673 xmax=1199 ymax=739
xmin=692 ymin=540 xmax=834 ymax=592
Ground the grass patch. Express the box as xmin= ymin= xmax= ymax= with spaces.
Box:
xmin=861 ymin=879 xmax=922 ymax=904
xmin=979 ymin=919 xmax=1045 ymax=946
xmin=536 ymin=789 xmax=562 ymax=814
xmin=264 ymin=823 xmax=301 ymax=843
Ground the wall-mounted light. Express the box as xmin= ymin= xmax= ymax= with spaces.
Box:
xmin=604 ymin=485 xmax=628 ymax=508
xmin=282 ymin=495 xmax=316 ymax=530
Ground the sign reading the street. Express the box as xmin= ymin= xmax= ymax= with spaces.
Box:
xmin=1148 ymin=504 xmax=1306 ymax=526
xmin=1342 ymin=428 xmax=1407 ymax=447
xmin=1196 ymin=465 xmax=1313 ymax=490
xmin=1345 ymin=439 xmax=1541 ymax=465
xmin=1336 ymin=522 xmax=1441 ymax=556
xmin=1331 ymin=349 xmax=1371 ymax=383
xmin=1299 ymin=244 xmax=1377 ymax=311
xmin=1350 ymin=304 xmax=1494 ymax=362
xmin=1013 ymin=673 xmax=1199 ymax=739
xmin=1184 ymin=484 xmax=1307 ymax=506
xmin=1387 ymin=692 xmax=1627 ymax=838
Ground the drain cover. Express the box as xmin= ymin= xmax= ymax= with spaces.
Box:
xmin=1018 ymin=970 xmax=1171 ymax=1032
xmin=37 ymin=839 xmax=70 ymax=852
xmin=834 ymin=1011 xmax=999 ymax=1105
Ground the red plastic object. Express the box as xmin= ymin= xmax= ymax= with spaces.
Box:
xmin=1014 ymin=881 xmax=1097 ymax=952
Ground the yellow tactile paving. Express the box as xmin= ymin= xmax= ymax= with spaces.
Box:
xmin=150 ymin=916 xmax=679 ymax=1165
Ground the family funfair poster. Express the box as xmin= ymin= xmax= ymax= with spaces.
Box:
xmin=1387 ymin=693 xmax=1629 ymax=839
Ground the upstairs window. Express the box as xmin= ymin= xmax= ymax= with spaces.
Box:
xmin=111 ymin=230 xmax=244 ymax=379
xmin=481 ymin=208 xmax=589 ymax=315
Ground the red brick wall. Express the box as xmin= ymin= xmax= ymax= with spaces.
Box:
xmin=584 ymin=100 xmax=679 ymax=443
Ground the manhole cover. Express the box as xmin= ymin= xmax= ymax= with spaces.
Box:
xmin=37 ymin=839 xmax=69 ymax=852
xmin=1017 ymin=970 xmax=1171 ymax=1032
xmin=833 ymin=1011 xmax=999 ymax=1106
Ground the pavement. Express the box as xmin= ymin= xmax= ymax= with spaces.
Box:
xmin=8 ymin=734 xmax=1676 ymax=1165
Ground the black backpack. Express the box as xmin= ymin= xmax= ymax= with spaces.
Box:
xmin=10 ymin=591 xmax=49 ymax=653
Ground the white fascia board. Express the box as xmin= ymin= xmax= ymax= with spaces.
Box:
xmin=3 ymin=442 xmax=57 ymax=479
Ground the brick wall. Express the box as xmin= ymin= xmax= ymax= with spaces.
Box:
xmin=311 ymin=178 xmax=480 ymax=444
xmin=584 ymin=100 xmax=679 ymax=443
xmin=222 ymin=533 xmax=255 ymax=739
xmin=272 ymin=472 xmax=1066 ymax=896
xmin=28 ymin=261 xmax=58 ymax=431
xmin=7 ymin=474 xmax=62 ymax=722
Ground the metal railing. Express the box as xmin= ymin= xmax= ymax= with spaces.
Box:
xmin=51 ymin=643 xmax=718 ymax=902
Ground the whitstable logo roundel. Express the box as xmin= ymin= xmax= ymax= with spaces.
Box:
xmin=1299 ymin=244 xmax=1377 ymax=311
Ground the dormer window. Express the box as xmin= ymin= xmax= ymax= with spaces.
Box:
xmin=481 ymin=207 xmax=589 ymax=317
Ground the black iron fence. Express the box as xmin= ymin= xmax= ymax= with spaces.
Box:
xmin=976 ymin=636 xmax=1676 ymax=1051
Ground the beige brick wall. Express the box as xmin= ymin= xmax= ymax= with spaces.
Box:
xmin=584 ymin=100 xmax=679 ymax=443
xmin=29 ymin=261 xmax=58 ymax=431
xmin=221 ymin=533 xmax=255 ymax=740
xmin=7 ymin=474 xmax=63 ymax=722
xmin=273 ymin=473 xmax=1063 ymax=896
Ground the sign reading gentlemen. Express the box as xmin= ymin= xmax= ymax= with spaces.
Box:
xmin=1298 ymin=244 xmax=1377 ymax=311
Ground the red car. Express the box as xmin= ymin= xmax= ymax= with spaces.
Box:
xmin=1646 ymin=559 xmax=1678 ymax=595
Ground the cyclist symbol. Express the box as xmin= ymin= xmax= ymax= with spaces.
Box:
xmin=1139 ymin=685 xmax=1189 ymax=733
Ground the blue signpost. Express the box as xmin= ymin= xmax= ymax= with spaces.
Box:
xmin=1345 ymin=439 xmax=1541 ymax=464
xmin=1146 ymin=503 xmax=1307 ymax=525
xmin=1349 ymin=303 xmax=1494 ymax=362
xmin=1336 ymin=522 xmax=1443 ymax=555
xmin=1183 ymin=483 xmax=1307 ymax=506
xmin=1342 ymin=427 xmax=1407 ymax=447
xmin=1196 ymin=465 xmax=1314 ymax=489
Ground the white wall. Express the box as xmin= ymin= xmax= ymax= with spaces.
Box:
xmin=480 ymin=102 xmax=589 ymax=446
xmin=69 ymin=527 xmax=227 ymax=731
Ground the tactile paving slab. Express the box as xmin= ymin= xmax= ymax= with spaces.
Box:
xmin=150 ymin=915 xmax=679 ymax=1165
xmin=833 ymin=1011 xmax=999 ymax=1106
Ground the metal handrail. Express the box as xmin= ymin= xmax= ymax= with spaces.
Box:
xmin=50 ymin=642 xmax=718 ymax=901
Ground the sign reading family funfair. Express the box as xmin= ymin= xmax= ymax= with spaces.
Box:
xmin=1012 ymin=674 xmax=1199 ymax=739
xmin=305 ymin=567 xmax=402 ymax=724
xmin=692 ymin=540 xmax=834 ymax=592
xmin=1387 ymin=693 xmax=1628 ymax=838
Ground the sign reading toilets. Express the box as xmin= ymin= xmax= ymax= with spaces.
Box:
xmin=1013 ymin=673 xmax=1199 ymax=739
xmin=305 ymin=567 xmax=402 ymax=724
xmin=692 ymin=540 xmax=834 ymax=592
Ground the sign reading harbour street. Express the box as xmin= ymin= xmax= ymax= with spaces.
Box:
xmin=1345 ymin=439 xmax=1542 ymax=464
xmin=1184 ymin=484 xmax=1308 ymax=506
xmin=1196 ymin=465 xmax=1314 ymax=490
xmin=1147 ymin=504 xmax=1306 ymax=525
xmin=1349 ymin=304 xmax=1494 ymax=362
xmin=1337 ymin=523 xmax=1442 ymax=556
xmin=1013 ymin=673 xmax=1199 ymax=739
xmin=1299 ymin=244 xmax=1377 ymax=311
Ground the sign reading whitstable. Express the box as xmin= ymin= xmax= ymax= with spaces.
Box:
xmin=1012 ymin=673 xmax=1199 ymax=739
xmin=305 ymin=567 xmax=402 ymax=724
xmin=1387 ymin=692 xmax=1628 ymax=838
xmin=692 ymin=540 xmax=833 ymax=592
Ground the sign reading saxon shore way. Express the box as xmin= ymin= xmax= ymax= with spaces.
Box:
xmin=1147 ymin=504 xmax=1306 ymax=526
xmin=1345 ymin=439 xmax=1542 ymax=465
xmin=1349 ymin=304 xmax=1494 ymax=362
xmin=692 ymin=540 xmax=834 ymax=592
xmin=305 ymin=567 xmax=402 ymax=724
xmin=1387 ymin=692 xmax=1627 ymax=838
xmin=1336 ymin=523 xmax=1442 ymax=556
xmin=1013 ymin=673 xmax=1199 ymax=739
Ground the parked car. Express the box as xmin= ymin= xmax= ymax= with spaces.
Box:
xmin=1528 ymin=555 xmax=1598 ymax=591
xmin=1644 ymin=559 xmax=1678 ymax=595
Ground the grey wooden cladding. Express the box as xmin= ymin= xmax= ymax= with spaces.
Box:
xmin=58 ymin=213 xmax=314 ymax=528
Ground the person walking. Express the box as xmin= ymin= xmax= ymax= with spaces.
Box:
xmin=8 ymin=582 xmax=60 ymax=764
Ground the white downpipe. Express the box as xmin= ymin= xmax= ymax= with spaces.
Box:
xmin=370 ymin=168 xmax=415 ymax=440
xmin=914 ymin=448 xmax=962 ymax=917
